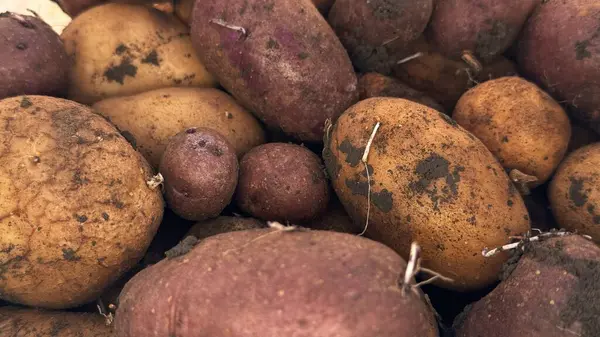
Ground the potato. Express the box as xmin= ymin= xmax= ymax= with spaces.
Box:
xmin=189 ymin=0 xmax=358 ymax=142
xmin=427 ymin=0 xmax=538 ymax=62
xmin=0 ymin=306 xmax=114 ymax=336
xmin=114 ymin=228 xmax=439 ymax=337
xmin=517 ymin=0 xmax=600 ymax=133
xmin=0 ymin=95 xmax=164 ymax=309
xmin=323 ymin=97 xmax=531 ymax=291
xmin=453 ymin=76 xmax=572 ymax=188
xmin=60 ymin=3 xmax=217 ymax=105
xmin=235 ymin=143 xmax=330 ymax=223
xmin=548 ymin=143 xmax=600 ymax=243
xmin=358 ymin=72 xmax=445 ymax=113
xmin=327 ymin=0 xmax=433 ymax=72
xmin=92 ymin=87 xmax=266 ymax=169
xmin=454 ymin=234 xmax=600 ymax=337
xmin=185 ymin=216 xmax=266 ymax=240
xmin=300 ymin=196 xmax=361 ymax=234
xmin=0 ymin=12 xmax=70 ymax=100
xmin=159 ymin=127 xmax=239 ymax=221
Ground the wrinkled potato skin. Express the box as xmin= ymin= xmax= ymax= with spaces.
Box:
xmin=92 ymin=87 xmax=265 ymax=169
xmin=517 ymin=0 xmax=600 ymax=133
xmin=115 ymin=229 xmax=439 ymax=337
xmin=549 ymin=143 xmax=600 ymax=243
xmin=453 ymin=76 xmax=571 ymax=186
xmin=455 ymin=235 xmax=600 ymax=337
xmin=186 ymin=216 xmax=266 ymax=240
xmin=61 ymin=3 xmax=217 ymax=105
xmin=0 ymin=95 xmax=164 ymax=309
xmin=0 ymin=307 xmax=114 ymax=336
xmin=324 ymin=97 xmax=530 ymax=291
xmin=0 ymin=12 xmax=70 ymax=100
xmin=190 ymin=0 xmax=358 ymax=142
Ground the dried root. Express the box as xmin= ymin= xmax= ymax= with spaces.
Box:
xmin=146 ymin=173 xmax=164 ymax=190
xmin=209 ymin=18 xmax=247 ymax=37
xmin=97 ymin=299 xmax=114 ymax=326
xmin=401 ymin=242 xmax=454 ymax=295
xmin=397 ymin=52 xmax=423 ymax=65
xmin=358 ymin=121 xmax=381 ymax=237
xmin=509 ymin=169 xmax=538 ymax=196
xmin=461 ymin=50 xmax=483 ymax=74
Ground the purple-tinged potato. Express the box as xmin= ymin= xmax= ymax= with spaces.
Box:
xmin=328 ymin=0 xmax=432 ymax=72
xmin=427 ymin=0 xmax=538 ymax=63
xmin=115 ymin=229 xmax=439 ymax=337
xmin=454 ymin=234 xmax=600 ymax=337
xmin=189 ymin=0 xmax=358 ymax=142
xmin=517 ymin=0 xmax=600 ymax=133
xmin=0 ymin=12 xmax=70 ymax=100
xmin=0 ymin=307 xmax=114 ymax=336
xmin=159 ymin=127 xmax=239 ymax=221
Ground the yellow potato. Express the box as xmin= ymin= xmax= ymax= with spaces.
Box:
xmin=92 ymin=87 xmax=266 ymax=169
xmin=61 ymin=3 xmax=217 ymax=105
xmin=324 ymin=97 xmax=531 ymax=291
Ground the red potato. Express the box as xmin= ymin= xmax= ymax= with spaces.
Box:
xmin=517 ymin=0 xmax=600 ymax=133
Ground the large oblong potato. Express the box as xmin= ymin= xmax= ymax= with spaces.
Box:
xmin=61 ymin=3 xmax=217 ymax=105
xmin=0 ymin=95 xmax=164 ymax=309
xmin=92 ymin=87 xmax=266 ymax=169
xmin=324 ymin=97 xmax=531 ymax=291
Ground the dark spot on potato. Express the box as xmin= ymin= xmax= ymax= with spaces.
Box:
xmin=15 ymin=42 xmax=27 ymax=50
xmin=297 ymin=318 xmax=308 ymax=327
xmin=102 ymin=212 xmax=109 ymax=221
xmin=569 ymin=177 xmax=588 ymax=207
xmin=91 ymin=241 xmax=96 ymax=246
xmin=504 ymin=227 xmax=511 ymax=235
xmin=50 ymin=320 xmax=68 ymax=336
xmin=115 ymin=44 xmax=128 ymax=55
xmin=475 ymin=20 xmax=510 ymax=59
xmin=74 ymin=214 xmax=88 ymax=223
xmin=368 ymin=0 xmax=403 ymax=19
xmin=507 ymin=199 xmax=514 ymax=207
xmin=467 ymin=216 xmax=476 ymax=224
xmin=338 ymin=139 xmax=365 ymax=167
xmin=266 ymin=38 xmax=279 ymax=49
xmin=524 ymin=214 xmax=529 ymax=221
xmin=544 ymin=156 xmax=549 ymax=160
xmin=121 ymin=130 xmax=137 ymax=149
xmin=263 ymin=2 xmax=275 ymax=11
xmin=298 ymin=52 xmax=309 ymax=59
xmin=141 ymin=50 xmax=160 ymax=66
xmin=113 ymin=199 xmax=124 ymax=209
xmin=73 ymin=169 xmax=89 ymax=185
xmin=186 ymin=128 xmax=197 ymax=134
xmin=210 ymin=146 xmax=224 ymax=157
xmin=502 ymin=136 xmax=509 ymax=143
xmin=409 ymin=153 xmax=465 ymax=210
xmin=104 ymin=58 xmax=138 ymax=84
xmin=0 ymin=244 xmax=14 ymax=253
xmin=575 ymin=40 xmax=592 ymax=60
xmin=174 ymin=78 xmax=183 ymax=85
xmin=439 ymin=112 xmax=458 ymax=127
xmin=20 ymin=96 xmax=32 ymax=108
xmin=165 ymin=236 xmax=199 ymax=259
xmin=62 ymin=248 xmax=80 ymax=261
xmin=372 ymin=189 xmax=393 ymax=212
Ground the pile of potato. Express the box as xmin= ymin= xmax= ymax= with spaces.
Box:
xmin=1 ymin=0 xmax=599 ymax=336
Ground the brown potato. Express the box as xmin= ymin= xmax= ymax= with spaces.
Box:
xmin=186 ymin=216 xmax=266 ymax=240
xmin=92 ymin=87 xmax=266 ymax=169
xmin=0 ymin=12 xmax=70 ymax=100
xmin=114 ymin=228 xmax=439 ymax=337
xmin=548 ymin=143 xmax=600 ymax=243
xmin=324 ymin=97 xmax=531 ymax=291
xmin=159 ymin=127 xmax=239 ymax=221
xmin=61 ymin=3 xmax=217 ymax=105
xmin=0 ymin=306 xmax=114 ymax=336
xmin=0 ymin=95 xmax=164 ymax=309
xmin=236 ymin=143 xmax=330 ymax=223
xmin=453 ymin=76 xmax=572 ymax=187
xmin=454 ymin=234 xmax=600 ymax=337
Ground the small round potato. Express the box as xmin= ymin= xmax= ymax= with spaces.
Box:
xmin=159 ymin=127 xmax=239 ymax=221
xmin=549 ymin=143 xmax=600 ymax=243
xmin=0 ymin=12 xmax=70 ymax=100
xmin=236 ymin=143 xmax=330 ymax=223
xmin=453 ymin=76 xmax=572 ymax=187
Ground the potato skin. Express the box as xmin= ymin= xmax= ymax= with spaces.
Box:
xmin=160 ymin=127 xmax=239 ymax=221
xmin=453 ymin=76 xmax=571 ymax=186
xmin=115 ymin=229 xmax=439 ymax=337
xmin=189 ymin=0 xmax=358 ymax=142
xmin=517 ymin=0 xmax=600 ymax=133
xmin=324 ymin=97 xmax=531 ymax=291
xmin=0 ymin=95 xmax=164 ymax=309
xmin=454 ymin=235 xmax=600 ymax=337
xmin=92 ymin=87 xmax=266 ymax=169
xmin=427 ymin=0 xmax=538 ymax=61
xmin=60 ymin=3 xmax=217 ymax=105
xmin=0 ymin=307 xmax=114 ymax=336
xmin=0 ymin=12 xmax=70 ymax=100
xmin=328 ymin=0 xmax=432 ymax=71
xmin=236 ymin=143 xmax=330 ymax=223
xmin=358 ymin=72 xmax=445 ymax=113
xmin=548 ymin=143 xmax=600 ymax=243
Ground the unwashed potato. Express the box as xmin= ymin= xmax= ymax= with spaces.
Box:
xmin=517 ymin=0 xmax=600 ymax=133
xmin=61 ymin=3 xmax=217 ymax=105
xmin=454 ymin=234 xmax=600 ymax=337
xmin=115 ymin=228 xmax=439 ymax=337
xmin=92 ymin=87 xmax=266 ymax=169
xmin=0 ymin=95 xmax=164 ymax=309
xmin=324 ymin=97 xmax=531 ymax=291
xmin=453 ymin=76 xmax=571 ymax=188
xmin=185 ymin=216 xmax=266 ymax=241
xmin=549 ymin=143 xmax=600 ymax=243
xmin=190 ymin=0 xmax=358 ymax=142
xmin=236 ymin=143 xmax=330 ymax=223
xmin=160 ymin=127 xmax=239 ymax=221
xmin=0 ymin=12 xmax=70 ymax=100
xmin=0 ymin=306 xmax=114 ymax=336
xmin=358 ymin=72 xmax=445 ymax=113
